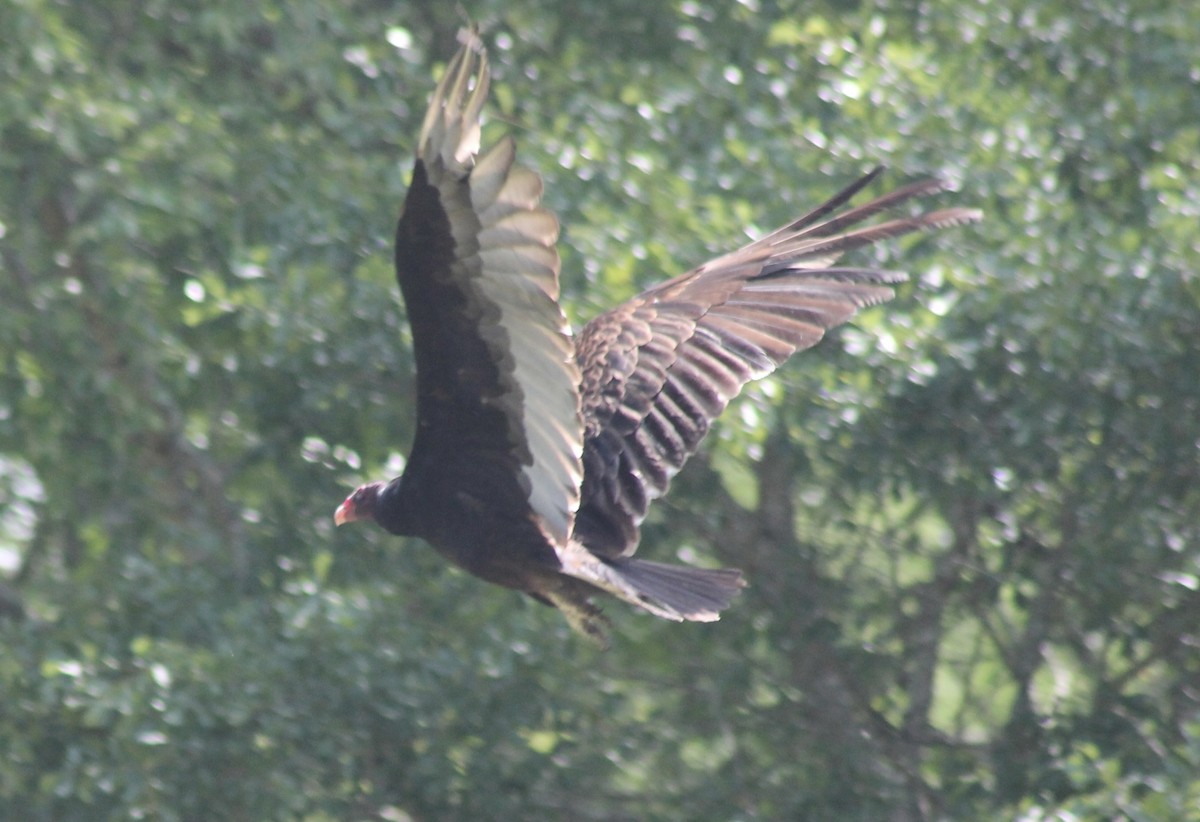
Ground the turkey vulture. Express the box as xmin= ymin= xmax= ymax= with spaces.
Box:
xmin=335 ymin=29 xmax=979 ymax=644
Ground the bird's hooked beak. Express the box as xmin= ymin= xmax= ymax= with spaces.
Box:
xmin=334 ymin=498 xmax=357 ymax=526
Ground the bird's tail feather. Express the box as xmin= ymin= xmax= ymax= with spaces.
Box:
xmin=603 ymin=557 xmax=745 ymax=622
xmin=556 ymin=541 xmax=745 ymax=625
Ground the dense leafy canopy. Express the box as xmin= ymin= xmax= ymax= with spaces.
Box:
xmin=2 ymin=1 xmax=1198 ymax=819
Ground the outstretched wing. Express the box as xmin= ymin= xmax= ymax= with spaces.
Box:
xmin=395 ymin=30 xmax=583 ymax=547
xmin=573 ymin=168 xmax=981 ymax=556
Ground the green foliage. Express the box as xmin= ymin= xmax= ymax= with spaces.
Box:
xmin=2 ymin=0 xmax=1198 ymax=819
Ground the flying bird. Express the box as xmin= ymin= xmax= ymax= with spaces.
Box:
xmin=334 ymin=29 xmax=980 ymax=644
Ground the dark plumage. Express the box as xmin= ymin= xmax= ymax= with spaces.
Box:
xmin=335 ymin=29 xmax=980 ymax=644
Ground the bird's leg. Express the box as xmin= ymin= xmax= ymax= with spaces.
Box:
xmin=540 ymin=583 xmax=611 ymax=649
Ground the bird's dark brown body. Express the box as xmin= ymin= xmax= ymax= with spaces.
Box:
xmin=372 ymin=462 xmax=561 ymax=593
xmin=334 ymin=29 xmax=979 ymax=643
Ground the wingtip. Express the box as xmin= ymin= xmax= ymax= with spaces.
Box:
xmin=456 ymin=23 xmax=484 ymax=55
xmin=921 ymin=206 xmax=985 ymax=229
xmin=417 ymin=24 xmax=490 ymax=167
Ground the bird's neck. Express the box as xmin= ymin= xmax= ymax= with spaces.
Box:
xmin=374 ymin=476 xmax=419 ymax=537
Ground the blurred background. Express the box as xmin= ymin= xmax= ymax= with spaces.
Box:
xmin=1 ymin=1 xmax=1198 ymax=819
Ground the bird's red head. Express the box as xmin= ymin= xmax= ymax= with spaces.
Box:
xmin=334 ymin=482 xmax=385 ymax=526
